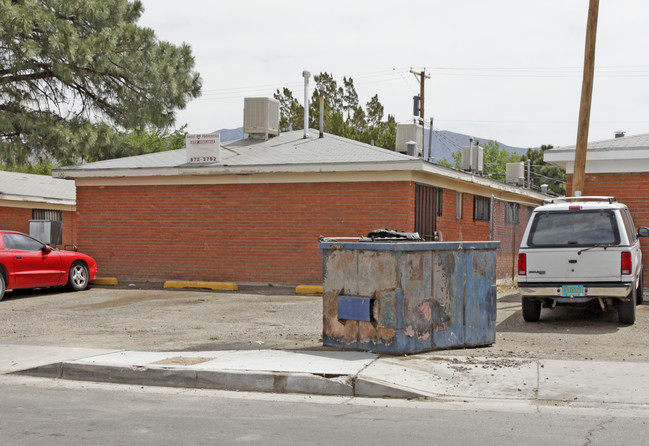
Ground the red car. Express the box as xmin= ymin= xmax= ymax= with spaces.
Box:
xmin=0 ymin=230 xmax=97 ymax=300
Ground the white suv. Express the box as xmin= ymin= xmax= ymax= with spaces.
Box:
xmin=518 ymin=197 xmax=649 ymax=324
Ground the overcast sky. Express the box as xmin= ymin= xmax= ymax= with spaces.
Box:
xmin=137 ymin=0 xmax=649 ymax=150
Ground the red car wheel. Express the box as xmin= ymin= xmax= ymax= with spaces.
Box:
xmin=68 ymin=262 xmax=89 ymax=291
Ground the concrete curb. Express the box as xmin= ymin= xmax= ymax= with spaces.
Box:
xmin=163 ymin=281 xmax=238 ymax=291
xmin=295 ymin=285 xmax=323 ymax=295
xmin=10 ymin=347 xmax=649 ymax=405
xmin=15 ymin=362 xmax=355 ymax=396
xmin=91 ymin=277 xmax=119 ymax=286
xmin=354 ymin=377 xmax=424 ymax=399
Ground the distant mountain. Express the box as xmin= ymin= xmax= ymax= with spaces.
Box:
xmin=215 ymin=127 xmax=528 ymax=161
xmin=427 ymin=129 xmax=529 ymax=163
xmin=216 ymin=128 xmax=244 ymax=143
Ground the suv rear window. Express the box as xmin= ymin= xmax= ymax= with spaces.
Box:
xmin=528 ymin=210 xmax=620 ymax=247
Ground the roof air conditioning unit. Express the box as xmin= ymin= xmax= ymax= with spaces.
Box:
xmin=461 ymin=145 xmax=483 ymax=173
xmin=244 ymin=97 xmax=280 ymax=139
xmin=506 ymin=162 xmax=525 ymax=184
xmin=396 ymin=123 xmax=423 ymax=155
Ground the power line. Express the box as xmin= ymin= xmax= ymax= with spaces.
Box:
xmin=199 ymin=68 xmax=412 ymax=98
xmin=194 ymin=63 xmax=649 ymax=102
xmin=430 ymin=126 xmax=464 ymax=160
xmin=529 ymin=171 xmax=567 ymax=183
xmin=426 ymin=65 xmax=649 ymax=78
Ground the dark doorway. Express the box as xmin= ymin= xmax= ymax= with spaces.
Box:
xmin=415 ymin=183 xmax=441 ymax=241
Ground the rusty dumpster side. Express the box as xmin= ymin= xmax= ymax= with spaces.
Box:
xmin=320 ymin=241 xmax=500 ymax=354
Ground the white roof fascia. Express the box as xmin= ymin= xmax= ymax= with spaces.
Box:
xmin=545 ymin=147 xmax=649 ymax=174
xmin=0 ymin=193 xmax=75 ymax=207
xmin=545 ymin=147 xmax=649 ymax=159
xmin=419 ymin=162 xmax=546 ymax=201
xmin=53 ymin=160 xmax=423 ymax=179
xmin=55 ymin=158 xmax=546 ymax=202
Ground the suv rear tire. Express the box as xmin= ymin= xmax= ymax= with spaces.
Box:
xmin=618 ymin=287 xmax=636 ymax=325
xmin=522 ymin=297 xmax=542 ymax=322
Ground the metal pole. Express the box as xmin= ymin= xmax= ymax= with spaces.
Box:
xmin=469 ymin=137 xmax=474 ymax=172
xmin=512 ymin=223 xmax=517 ymax=280
xmin=489 ymin=195 xmax=494 ymax=241
xmin=319 ymin=91 xmax=324 ymax=138
xmin=428 ymin=117 xmax=434 ymax=162
xmin=302 ymin=70 xmax=311 ymax=138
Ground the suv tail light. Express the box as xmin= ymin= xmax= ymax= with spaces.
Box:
xmin=518 ymin=253 xmax=527 ymax=276
xmin=621 ymin=252 xmax=632 ymax=275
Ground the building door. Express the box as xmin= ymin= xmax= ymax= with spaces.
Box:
xmin=415 ymin=184 xmax=441 ymax=241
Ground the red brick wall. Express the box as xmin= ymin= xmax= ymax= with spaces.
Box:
xmin=436 ymin=190 xmax=491 ymax=241
xmin=435 ymin=190 xmax=532 ymax=281
xmin=76 ymin=181 xmax=416 ymax=284
xmin=0 ymin=206 xmax=76 ymax=247
xmin=0 ymin=207 xmax=31 ymax=234
xmin=568 ymin=172 xmax=649 ymax=279
xmin=491 ymin=201 xmax=534 ymax=281
xmin=61 ymin=209 xmax=76 ymax=247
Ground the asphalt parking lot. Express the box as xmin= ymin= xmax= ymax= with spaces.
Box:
xmin=1 ymin=283 xmax=648 ymax=362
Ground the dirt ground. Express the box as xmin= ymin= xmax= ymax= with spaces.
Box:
xmin=1 ymin=282 xmax=648 ymax=362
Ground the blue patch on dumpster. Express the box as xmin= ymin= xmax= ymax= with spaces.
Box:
xmin=337 ymin=295 xmax=372 ymax=321
xmin=377 ymin=289 xmax=399 ymax=329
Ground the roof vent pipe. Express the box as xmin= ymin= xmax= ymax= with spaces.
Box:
xmin=426 ymin=117 xmax=434 ymax=162
xmin=302 ymin=70 xmax=311 ymax=138
xmin=406 ymin=141 xmax=417 ymax=156
xmin=469 ymin=137 xmax=474 ymax=171
xmin=319 ymin=90 xmax=324 ymax=138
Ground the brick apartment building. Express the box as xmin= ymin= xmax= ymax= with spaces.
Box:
xmin=53 ymin=128 xmax=545 ymax=285
xmin=0 ymin=171 xmax=76 ymax=246
xmin=545 ymin=132 xmax=649 ymax=278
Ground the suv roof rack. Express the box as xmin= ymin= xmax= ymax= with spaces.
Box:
xmin=544 ymin=196 xmax=617 ymax=204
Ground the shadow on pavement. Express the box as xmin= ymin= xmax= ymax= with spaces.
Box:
xmin=497 ymin=303 xmax=622 ymax=335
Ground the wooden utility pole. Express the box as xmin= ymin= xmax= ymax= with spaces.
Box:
xmin=410 ymin=69 xmax=431 ymax=150
xmin=572 ymin=0 xmax=599 ymax=196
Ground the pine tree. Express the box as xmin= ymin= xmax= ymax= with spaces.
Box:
xmin=520 ymin=145 xmax=567 ymax=195
xmin=274 ymin=72 xmax=395 ymax=150
xmin=0 ymin=0 xmax=201 ymax=168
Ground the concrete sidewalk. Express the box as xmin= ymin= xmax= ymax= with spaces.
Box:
xmin=3 ymin=343 xmax=649 ymax=406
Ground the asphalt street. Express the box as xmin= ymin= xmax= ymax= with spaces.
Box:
xmin=2 ymin=375 xmax=649 ymax=446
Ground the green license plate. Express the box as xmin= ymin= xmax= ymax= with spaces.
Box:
xmin=562 ymin=285 xmax=584 ymax=297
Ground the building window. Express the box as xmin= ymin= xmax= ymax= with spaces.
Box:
xmin=33 ymin=209 xmax=62 ymax=221
xmin=456 ymin=192 xmax=463 ymax=219
xmin=473 ymin=196 xmax=491 ymax=221
xmin=506 ymin=202 xmax=520 ymax=225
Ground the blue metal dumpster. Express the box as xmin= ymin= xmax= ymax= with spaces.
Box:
xmin=319 ymin=236 xmax=500 ymax=354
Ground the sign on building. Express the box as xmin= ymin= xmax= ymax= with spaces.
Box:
xmin=186 ymin=133 xmax=220 ymax=164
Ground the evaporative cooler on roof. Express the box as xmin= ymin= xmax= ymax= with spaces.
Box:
xmin=395 ymin=123 xmax=423 ymax=155
xmin=244 ymin=97 xmax=280 ymax=139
